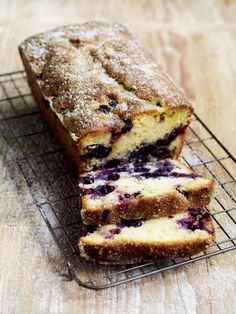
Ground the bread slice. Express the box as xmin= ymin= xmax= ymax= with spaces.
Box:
xmin=19 ymin=22 xmax=193 ymax=172
xmin=79 ymin=159 xmax=215 ymax=225
xmin=79 ymin=208 xmax=215 ymax=264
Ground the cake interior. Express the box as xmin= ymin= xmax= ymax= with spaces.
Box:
xmin=79 ymin=160 xmax=212 ymax=211
xmin=80 ymin=209 xmax=214 ymax=244
xmin=79 ymin=108 xmax=190 ymax=169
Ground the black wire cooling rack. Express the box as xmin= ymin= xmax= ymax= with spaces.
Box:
xmin=0 ymin=70 xmax=235 ymax=290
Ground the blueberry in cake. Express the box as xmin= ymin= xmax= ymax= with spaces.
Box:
xmin=79 ymin=209 xmax=215 ymax=264
xmin=79 ymin=159 xmax=215 ymax=225
xmin=19 ymin=21 xmax=193 ymax=172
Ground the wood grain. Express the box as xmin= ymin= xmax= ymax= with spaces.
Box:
xmin=0 ymin=0 xmax=235 ymax=313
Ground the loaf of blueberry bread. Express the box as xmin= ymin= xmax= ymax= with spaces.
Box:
xmin=19 ymin=22 xmax=193 ymax=172
xmin=79 ymin=208 xmax=215 ymax=264
xmin=79 ymin=159 xmax=215 ymax=225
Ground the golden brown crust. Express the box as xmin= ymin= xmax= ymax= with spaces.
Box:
xmin=187 ymin=179 xmax=216 ymax=206
xmin=19 ymin=22 xmax=193 ymax=171
xmin=81 ymin=193 xmax=188 ymax=225
xmin=80 ymin=239 xmax=213 ymax=264
xmin=81 ymin=180 xmax=215 ymax=225
xmin=79 ymin=230 xmax=215 ymax=264
xmin=19 ymin=48 xmax=82 ymax=167
xmin=175 ymin=133 xmax=185 ymax=158
xmin=91 ymin=38 xmax=191 ymax=105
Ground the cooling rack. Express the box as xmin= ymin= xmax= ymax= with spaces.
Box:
xmin=0 ymin=70 xmax=235 ymax=290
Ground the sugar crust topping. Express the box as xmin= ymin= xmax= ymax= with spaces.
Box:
xmin=20 ymin=21 xmax=192 ymax=140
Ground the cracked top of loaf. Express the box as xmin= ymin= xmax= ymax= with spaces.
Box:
xmin=19 ymin=21 xmax=193 ymax=141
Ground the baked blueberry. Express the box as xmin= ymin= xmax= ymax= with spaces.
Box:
xmin=137 ymin=144 xmax=155 ymax=157
xmin=190 ymin=208 xmax=202 ymax=217
xmin=134 ymin=165 xmax=148 ymax=172
xmin=107 ymin=173 xmax=120 ymax=181
xmin=109 ymin=99 xmax=118 ymax=107
xmin=159 ymin=114 xmax=165 ymax=122
xmin=151 ymin=147 xmax=170 ymax=159
xmin=171 ymin=172 xmax=199 ymax=179
xmin=105 ymin=159 xmax=120 ymax=169
xmin=156 ymin=101 xmax=162 ymax=107
xmin=95 ymin=184 xmax=115 ymax=196
xmin=98 ymin=105 xmax=111 ymax=114
xmin=156 ymin=160 xmax=174 ymax=173
xmin=177 ymin=214 xmax=196 ymax=230
xmin=80 ymin=225 xmax=97 ymax=236
xmin=111 ymin=119 xmax=133 ymax=141
xmin=80 ymin=177 xmax=94 ymax=185
xmin=122 ymin=119 xmax=133 ymax=133
xmin=81 ymin=144 xmax=112 ymax=160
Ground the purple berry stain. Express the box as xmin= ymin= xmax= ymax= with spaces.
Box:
xmin=107 ymin=172 xmax=120 ymax=181
xmin=159 ymin=114 xmax=165 ymax=123
xmin=111 ymin=119 xmax=133 ymax=141
xmin=177 ymin=209 xmax=213 ymax=233
xmin=134 ymin=160 xmax=199 ymax=179
xmin=104 ymin=227 xmax=121 ymax=239
xmin=82 ymin=184 xmax=115 ymax=196
xmin=80 ymin=144 xmax=112 ymax=160
xmin=80 ymin=225 xmax=97 ymax=236
xmin=96 ymin=170 xmax=120 ymax=181
xmin=129 ymin=124 xmax=187 ymax=162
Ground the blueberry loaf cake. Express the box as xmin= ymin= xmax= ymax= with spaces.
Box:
xmin=79 ymin=208 xmax=215 ymax=264
xmin=19 ymin=22 xmax=193 ymax=172
xmin=79 ymin=159 xmax=215 ymax=225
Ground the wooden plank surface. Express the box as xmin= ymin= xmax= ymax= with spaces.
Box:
xmin=0 ymin=0 xmax=235 ymax=313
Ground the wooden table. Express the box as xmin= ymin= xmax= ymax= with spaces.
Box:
xmin=0 ymin=0 xmax=235 ymax=313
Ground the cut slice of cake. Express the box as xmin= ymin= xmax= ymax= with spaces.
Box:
xmin=79 ymin=159 xmax=215 ymax=225
xmin=19 ymin=22 xmax=193 ymax=172
xmin=79 ymin=208 xmax=215 ymax=264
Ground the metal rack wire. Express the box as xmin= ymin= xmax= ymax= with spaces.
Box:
xmin=0 ymin=70 xmax=235 ymax=290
